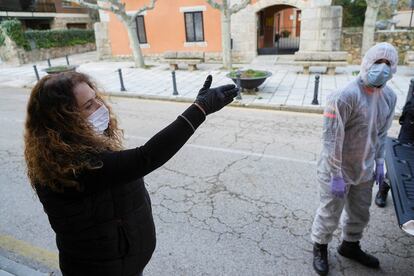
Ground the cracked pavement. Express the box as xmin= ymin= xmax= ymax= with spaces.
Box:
xmin=0 ymin=86 xmax=413 ymax=275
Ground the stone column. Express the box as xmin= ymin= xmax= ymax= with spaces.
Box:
xmin=94 ymin=22 xmax=112 ymax=60
xmin=311 ymin=0 xmax=332 ymax=7
xmin=295 ymin=5 xmax=348 ymax=62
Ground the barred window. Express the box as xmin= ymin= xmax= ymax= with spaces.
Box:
xmin=135 ymin=16 xmax=147 ymax=44
xmin=184 ymin=12 xmax=204 ymax=42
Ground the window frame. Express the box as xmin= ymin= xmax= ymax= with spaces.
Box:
xmin=184 ymin=11 xmax=204 ymax=43
xmin=135 ymin=15 xmax=148 ymax=44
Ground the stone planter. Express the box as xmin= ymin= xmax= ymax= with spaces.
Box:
xmin=44 ymin=65 xmax=77 ymax=74
xmin=226 ymin=70 xmax=272 ymax=92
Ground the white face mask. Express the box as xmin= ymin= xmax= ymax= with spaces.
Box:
xmin=87 ymin=105 xmax=109 ymax=134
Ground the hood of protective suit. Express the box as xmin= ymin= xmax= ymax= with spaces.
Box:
xmin=359 ymin=42 xmax=398 ymax=87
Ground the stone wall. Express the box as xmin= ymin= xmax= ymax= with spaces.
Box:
xmin=51 ymin=16 xmax=93 ymax=30
xmin=24 ymin=43 xmax=96 ymax=64
xmin=128 ymin=52 xmax=223 ymax=63
xmin=1 ymin=35 xmax=95 ymax=65
xmin=341 ymin=29 xmax=414 ymax=64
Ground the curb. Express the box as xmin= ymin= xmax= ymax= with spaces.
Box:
xmin=21 ymin=85 xmax=402 ymax=118
xmin=102 ymin=91 xmax=325 ymax=114
xmin=0 ymin=255 xmax=48 ymax=276
xmin=0 ymin=235 xmax=58 ymax=272
xmin=102 ymin=91 xmax=403 ymax=118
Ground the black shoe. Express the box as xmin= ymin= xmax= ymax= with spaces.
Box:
xmin=375 ymin=183 xmax=390 ymax=208
xmin=313 ymin=243 xmax=329 ymax=276
xmin=337 ymin=240 xmax=379 ymax=268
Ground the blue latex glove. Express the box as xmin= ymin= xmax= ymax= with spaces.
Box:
xmin=375 ymin=163 xmax=385 ymax=185
xmin=331 ymin=176 xmax=346 ymax=198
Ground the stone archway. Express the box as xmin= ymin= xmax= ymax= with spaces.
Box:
xmin=231 ymin=0 xmax=312 ymax=62
xmin=231 ymin=0 xmax=342 ymax=62
xmin=257 ymin=4 xmax=302 ymax=55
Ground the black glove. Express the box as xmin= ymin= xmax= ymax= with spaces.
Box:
xmin=195 ymin=75 xmax=239 ymax=115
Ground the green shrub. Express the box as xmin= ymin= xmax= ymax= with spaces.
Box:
xmin=281 ymin=30 xmax=291 ymax=38
xmin=44 ymin=65 xmax=77 ymax=74
xmin=229 ymin=69 xmax=268 ymax=78
xmin=0 ymin=29 xmax=4 ymax=46
xmin=0 ymin=20 xmax=95 ymax=50
xmin=25 ymin=29 xmax=95 ymax=49
xmin=333 ymin=0 xmax=366 ymax=27
xmin=0 ymin=19 xmax=30 ymax=50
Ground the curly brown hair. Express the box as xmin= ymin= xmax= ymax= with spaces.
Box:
xmin=24 ymin=72 xmax=123 ymax=192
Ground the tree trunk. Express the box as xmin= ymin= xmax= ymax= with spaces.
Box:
xmin=123 ymin=21 xmax=145 ymax=68
xmin=361 ymin=2 xmax=381 ymax=56
xmin=221 ymin=10 xmax=232 ymax=70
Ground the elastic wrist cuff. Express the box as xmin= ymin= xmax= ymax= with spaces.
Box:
xmin=180 ymin=104 xmax=206 ymax=130
xmin=179 ymin=115 xmax=196 ymax=133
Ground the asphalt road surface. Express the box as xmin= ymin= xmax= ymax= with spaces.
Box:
xmin=0 ymin=86 xmax=412 ymax=276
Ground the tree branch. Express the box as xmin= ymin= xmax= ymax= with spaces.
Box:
xmin=206 ymin=0 xmax=223 ymax=10
xmin=230 ymin=0 xmax=250 ymax=14
xmin=107 ymin=0 xmax=125 ymax=13
xmin=366 ymin=0 xmax=385 ymax=8
xmin=131 ymin=0 xmax=157 ymax=19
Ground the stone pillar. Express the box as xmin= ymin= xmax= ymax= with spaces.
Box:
xmin=405 ymin=51 xmax=414 ymax=67
xmin=94 ymin=22 xmax=112 ymax=60
xmin=311 ymin=0 xmax=332 ymax=7
xmin=295 ymin=5 xmax=347 ymax=61
xmin=0 ymin=35 xmax=27 ymax=65
xmin=299 ymin=5 xmax=342 ymax=52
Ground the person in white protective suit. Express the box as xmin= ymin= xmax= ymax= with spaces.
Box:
xmin=311 ymin=42 xmax=398 ymax=276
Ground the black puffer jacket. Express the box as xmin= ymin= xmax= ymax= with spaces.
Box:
xmin=399 ymin=97 xmax=414 ymax=144
xmin=35 ymin=105 xmax=205 ymax=276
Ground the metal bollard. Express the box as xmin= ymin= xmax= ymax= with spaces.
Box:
xmin=171 ymin=70 xmax=179 ymax=95
xmin=65 ymin=55 xmax=70 ymax=65
xmin=312 ymin=74 xmax=320 ymax=105
xmin=33 ymin=65 xmax=40 ymax=81
xmin=405 ymin=78 xmax=414 ymax=103
xmin=117 ymin=68 xmax=126 ymax=91
xmin=235 ymin=70 xmax=242 ymax=100
xmin=47 ymin=58 xmax=51 ymax=67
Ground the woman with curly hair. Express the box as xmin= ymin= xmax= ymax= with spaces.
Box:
xmin=24 ymin=71 xmax=238 ymax=276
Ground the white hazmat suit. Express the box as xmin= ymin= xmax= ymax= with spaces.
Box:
xmin=311 ymin=43 xmax=398 ymax=244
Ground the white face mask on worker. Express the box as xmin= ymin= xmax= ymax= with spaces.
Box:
xmin=88 ymin=105 xmax=109 ymax=134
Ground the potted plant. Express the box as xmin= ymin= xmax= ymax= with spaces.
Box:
xmin=281 ymin=30 xmax=291 ymax=38
xmin=44 ymin=65 xmax=77 ymax=74
xmin=226 ymin=69 xmax=272 ymax=92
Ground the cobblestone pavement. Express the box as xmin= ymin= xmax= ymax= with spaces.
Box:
xmin=1 ymin=52 xmax=413 ymax=115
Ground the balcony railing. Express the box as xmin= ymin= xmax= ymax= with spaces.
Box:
xmin=34 ymin=2 xmax=57 ymax=13
xmin=0 ymin=0 xmax=56 ymax=13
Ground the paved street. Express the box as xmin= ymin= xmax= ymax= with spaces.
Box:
xmin=0 ymin=86 xmax=413 ymax=275
xmin=0 ymin=52 xmax=413 ymax=115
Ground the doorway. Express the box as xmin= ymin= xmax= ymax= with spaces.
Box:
xmin=257 ymin=5 xmax=301 ymax=55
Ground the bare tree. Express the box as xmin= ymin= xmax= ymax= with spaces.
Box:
xmin=206 ymin=0 xmax=250 ymax=70
xmin=361 ymin=0 xmax=385 ymax=55
xmin=70 ymin=0 xmax=156 ymax=68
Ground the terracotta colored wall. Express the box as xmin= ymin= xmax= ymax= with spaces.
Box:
xmin=108 ymin=0 xmax=222 ymax=56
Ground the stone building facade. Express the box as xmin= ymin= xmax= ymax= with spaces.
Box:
xmin=231 ymin=0 xmax=344 ymax=62
xmin=100 ymin=0 xmax=344 ymax=63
